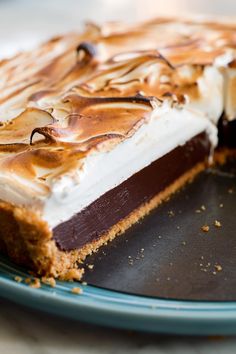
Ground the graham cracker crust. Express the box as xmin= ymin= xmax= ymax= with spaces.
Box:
xmin=0 ymin=158 xmax=212 ymax=280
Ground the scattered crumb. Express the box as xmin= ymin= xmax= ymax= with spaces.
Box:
xmin=71 ymin=287 xmax=83 ymax=295
xmin=176 ymin=226 xmax=180 ymax=230
xmin=201 ymin=205 xmax=206 ymax=211
xmin=167 ymin=277 xmax=171 ymax=281
xmin=158 ymin=235 xmax=162 ymax=239
xmin=14 ymin=276 xmax=22 ymax=283
xmin=88 ymin=264 xmax=94 ymax=270
xmin=168 ymin=210 xmax=175 ymax=217
xmin=82 ymin=281 xmax=87 ymax=286
xmin=228 ymin=188 xmax=234 ymax=194
xmin=219 ymin=203 xmax=224 ymax=208
xmin=140 ymin=248 xmax=145 ymax=253
xmin=195 ymin=209 xmax=201 ymax=213
xmin=25 ymin=277 xmax=32 ymax=284
xmin=215 ymin=264 xmax=223 ymax=272
xmin=213 ymin=271 xmax=217 ymax=275
xmin=29 ymin=278 xmax=41 ymax=289
xmin=41 ymin=277 xmax=56 ymax=288
xmin=182 ymin=241 xmax=186 ymax=246
xmin=201 ymin=225 xmax=210 ymax=232
xmin=200 ymin=256 xmax=204 ymax=260
xmin=214 ymin=220 xmax=222 ymax=228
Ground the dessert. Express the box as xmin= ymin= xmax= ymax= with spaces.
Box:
xmin=0 ymin=17 xmax=235 ymax=279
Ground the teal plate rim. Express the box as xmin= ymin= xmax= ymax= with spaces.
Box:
xmin=1 ymin=255 xmax=236 ymax=335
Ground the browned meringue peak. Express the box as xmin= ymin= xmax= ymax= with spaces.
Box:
xmin=85 ymin=17 xmax=236 ymax=66
xmin=0 ymin=144 xmax=87 ymax=197
xmin=74 ymin=50 xmax=174 ymax=98
xmin=0 ymin=108 xmax=54 ymax=145
xmin=67 ymin=49 xmax=204 ymax=104
xmin=0 ymin=34 xmax=99 ymax=122
xmin=30 ymin=94 xmax=155 ymax=145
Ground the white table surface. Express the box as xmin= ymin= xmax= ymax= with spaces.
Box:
xmin=1 ymin=0 xmax=236 ymax=352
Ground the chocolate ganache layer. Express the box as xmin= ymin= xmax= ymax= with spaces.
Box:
xmin=218 ymin=116 xmax=236 ymax=147
xmin=53 ymin=132 xmax=211 ymax=251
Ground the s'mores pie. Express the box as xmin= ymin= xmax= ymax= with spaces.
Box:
xmin=0 ymin=16 xmax=235 ymax=279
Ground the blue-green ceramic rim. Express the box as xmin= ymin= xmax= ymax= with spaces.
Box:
xmin=1 ymin=256 xmax=236 ymax=335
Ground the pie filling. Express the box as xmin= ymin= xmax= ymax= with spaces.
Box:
xmin=53 ymin=132 xmax=211 ymax=251
xmin=218 ymin=116 xmax=236 ymax=147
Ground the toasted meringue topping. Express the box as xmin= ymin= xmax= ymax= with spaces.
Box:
xmin=0 ymin=16 xmax=236 ymax=222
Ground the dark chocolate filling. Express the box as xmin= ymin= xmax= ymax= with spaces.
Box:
xmin=53 ymin=132 xmax=211 ymax=251
xmin=218 ymin=115 xmax=236 ymax=147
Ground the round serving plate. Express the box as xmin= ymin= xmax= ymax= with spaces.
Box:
xmin=1 ymin=164 xmax=236 ymax=335
xmin=1 ymin=255 xmax=236 ymax=335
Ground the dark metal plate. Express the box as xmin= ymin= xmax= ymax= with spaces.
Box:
xmin=84 ymin=159 xmax=236 ymax=301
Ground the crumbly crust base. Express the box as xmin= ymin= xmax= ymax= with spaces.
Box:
xmin=0 ymin=156 xmax=217 ymax=280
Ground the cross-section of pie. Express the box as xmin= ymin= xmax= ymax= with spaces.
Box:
xmin=0 ymin=17 xmax=235 ymax=279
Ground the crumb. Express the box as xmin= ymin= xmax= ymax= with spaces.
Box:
xmin=176 ymin=226 xmax=180 ymax=230
xmin=63 ymin=268 xmax=84 ymax=281
xmin=14 ymin=276 xmax=22 ymax=283
xmin=195 ymin=209 xmax=201 ymax=213
xmin=213 ymin=271 xmax=217 ymax=275
xmin=88 ymin=264 xmax=94 ymax=270
xmin=140 ymin=248 xmax=145 ymax=253
xmin=30 ymin=278 xmax=41 ymax=289
xmin=228 ymin=188 xmax=234 ymax=194
xmin=201 ymin=205 xmax=206 ymax=211
xmin=167 ymin=277 xmax=171 ymax=281
xmin=71 ymin=287 xmax=83 ymax=295
xmin=41 ymin=277 xmax=56 ymax=287
xmin=219 ymin=203 xmax=224 ymax=208
xmin=25 ymin=277 xmax=32 ymax=284
xmin=214 ymin=220 xmax=222 ymax=228
xmin=201 ymin=225 xmax=210 ymax=232
xmin=182 ymin=241 xmax=186 ymax=245
xmin=168 ymin=210 xmax=175 ymax=217
xmin=200 ymin=256 xmax=204 ymax=260
xmin=215 ymin=264 xmax=222 ymax=272
xmin=82 ymin=281 xmax=87 ymax=286
xmin=158 ymin=235 xmax=162 ymax=239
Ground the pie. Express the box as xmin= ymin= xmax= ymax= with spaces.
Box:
xmin=0 ymin=17 xmax=235 ymax=279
